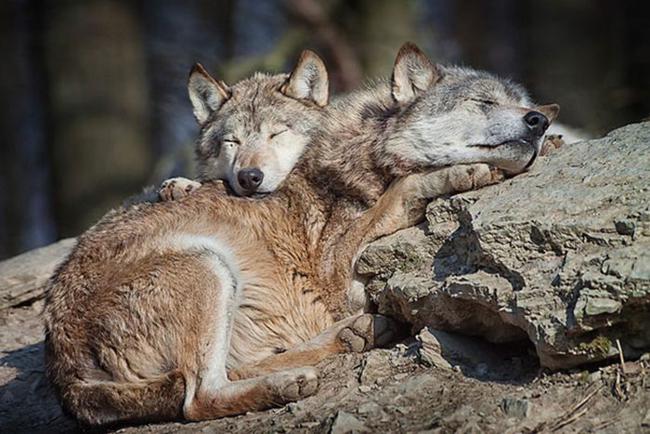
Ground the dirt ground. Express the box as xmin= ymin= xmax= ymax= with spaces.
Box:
xmin=1 ymin=301 xmax=649 ymax=434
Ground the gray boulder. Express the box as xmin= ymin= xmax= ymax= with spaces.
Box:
xmin=359 ymin=122 xmax=650 ymax=369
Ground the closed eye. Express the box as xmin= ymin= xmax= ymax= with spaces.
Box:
xmin=270 ymin=129 xmax=289 ymax=139
xmin=471 ymin=98 xmax=497 ymax=106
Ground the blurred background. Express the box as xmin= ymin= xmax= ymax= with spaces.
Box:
xmin=0 ymin=0 xmax=649 ymax=260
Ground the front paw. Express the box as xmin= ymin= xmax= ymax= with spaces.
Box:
xmin=470 ymin=164 xmax=505 ymax=187
xmin=267 ymin=367 xmax=319 ymax=402
xmin=159 ymin=177 xmax=202 ymax=201
xmin=448 ymin=164 xmax=504 ymax=192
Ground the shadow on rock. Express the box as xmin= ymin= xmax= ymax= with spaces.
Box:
xmin=416 ymin=328 xmax=539 ymax=384
xmin=0 ymin=341 xmax=77 ymax=433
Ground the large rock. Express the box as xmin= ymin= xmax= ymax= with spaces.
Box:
xmin=359 ymin=122 xmax=650 ymax=369
xmin=0 ymin=238 xmax=75 ymax=310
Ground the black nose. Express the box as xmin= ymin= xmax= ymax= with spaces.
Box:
xmin=524 ymin=111 xmax=550 ymax=137
xmin=237 ymin=168 xmax=264 ymax=192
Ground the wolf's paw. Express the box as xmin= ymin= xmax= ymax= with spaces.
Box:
xmin=540 ymin=134 xmax=565 ymax=156
xmin=486 ymin=166 xmax=506 ymax=185
xmin=336 ymin=314 xmax=397 ymax=353
xmin=467 ymin=163 xmax=505 ymax=188
xmin=159 ymin=177 xmax=202 ymax=201
xmin=447 ymin=163 xmax=503 ymax=192
xmin=268 ymin=367 xmax=319 ymax=402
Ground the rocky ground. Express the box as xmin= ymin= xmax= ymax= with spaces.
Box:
xmin=1 ymin=302 xmax=649 ymax=433
xmin=1 ymin=123 xmax=649 ymax=433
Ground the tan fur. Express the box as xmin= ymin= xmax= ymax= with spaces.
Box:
xmin=44 ymin=44 xmax=555 ymax=427
xmin=44 ymin=150 xmax=502 ymax=428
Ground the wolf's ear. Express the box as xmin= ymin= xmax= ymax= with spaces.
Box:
xmin=536 ymin=104 xmax=560 ymax=123
xmin=281 ymin=50 xmax=329 ymax=107
xmin=392 ymin=42 xmax=440 ymax=105
xmin=188 ymin=63 xmax=231 ymax=126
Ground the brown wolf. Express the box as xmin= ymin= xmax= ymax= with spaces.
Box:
xmin=44 ymin=43 xmax=558 ymax=427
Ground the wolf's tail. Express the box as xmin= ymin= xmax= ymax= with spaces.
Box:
xmin=59 ymin=370 xmax=186 ymax=427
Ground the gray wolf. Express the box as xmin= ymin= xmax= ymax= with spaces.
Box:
xmin=159 ymin=49 xmax=329 ymax=200
xmin=44 ymin=43 xmax=558 ymax=427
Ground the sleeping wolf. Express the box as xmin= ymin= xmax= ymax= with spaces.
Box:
xmin=159 ymin=50 xmax=328 ymax=200
xmin=44 ymin=43 xmax=558 ymax=427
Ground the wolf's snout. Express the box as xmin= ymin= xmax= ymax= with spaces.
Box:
xmin=524 ymin=111 xmax=549 ymax=137
xmin=238 ymin=168 xmax=264 ymax=192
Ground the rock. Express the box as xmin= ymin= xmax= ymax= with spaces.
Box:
xmin=286 ymin=401 xmax=303 ymax=414
xmin=587 ymin=371 xmax=602 ymax=383
xmin=360 ymin=122 xmax=650 ymax=369
xmin=642 ymin=409 xmax=650 ymax=427
xmin=357 ymin=401 xmax=381 ymax=415
xmin=614 ymin=218 xmax=636 ymax=236
xmin=0 ymin=238 xmax=75 ymax=310
xmin=330 ymin=411 xmax=368 ymax=434
xmin=640 ymin=353 xmax=650 ymax=362
xmin=500 ymin=397 xmax=530 ymax=419
xmin=416 ymin=328 xmax=452 ymax=370
xmin=359 ymin=351 xmax=392 ymax=385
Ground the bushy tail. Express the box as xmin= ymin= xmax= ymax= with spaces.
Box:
xmin=61 ymin=370 xmax=186 ymax=427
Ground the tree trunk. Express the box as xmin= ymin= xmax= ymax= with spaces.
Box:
xmin=43 ymin=0 xmax=151 ymax=237
xmin=0 ymin=0 xmax=55 ymax=259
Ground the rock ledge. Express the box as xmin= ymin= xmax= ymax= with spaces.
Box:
xmin=360 ymin=122 xmax=650 ymax=369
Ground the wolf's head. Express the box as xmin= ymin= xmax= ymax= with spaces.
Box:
xmin=188 ymin=51 xmax=329 ymax=196
xmin=385 ymin=43 xmax=559 ymax=174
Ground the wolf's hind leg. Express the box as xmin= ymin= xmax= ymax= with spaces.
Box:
xmin=229 ymin=313 xmax=399 ymax=381
xmin=183 ymin=252 xmax=319 ymax=420
xmin=185 ymin=368 xmax=318 ymax=420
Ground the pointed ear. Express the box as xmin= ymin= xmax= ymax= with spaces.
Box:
xmin=281 ymin=50 xmax=329 ymax=107
xmin=392 ymin=42 xmax=440 ymax=105
xmin=536 ymin=104 xmax=560 ymax=123
xmin=188 ymin=63 xmax=231 ymax=126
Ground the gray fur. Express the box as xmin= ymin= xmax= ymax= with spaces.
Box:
xmin=381 ymin=63 xmax=551 ymax=174
xmin=186 ymin=46 xmax=552 ymax=199
xmin=191 ymin=56 xmax=328 ymax=196
xmin=290 ymin=45 xmax=556 ymax=211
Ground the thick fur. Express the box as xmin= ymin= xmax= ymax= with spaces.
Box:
xmin=190 ymin=52 xmax=329 ymax=196
xmin=44 ymin=43 xmax=557 ymax=427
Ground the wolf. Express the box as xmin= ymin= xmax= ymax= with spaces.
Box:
xmin=44 ymin=43 xmax=558 ymax=427
xmin=158 ymin=50 xmax=329 ymax=200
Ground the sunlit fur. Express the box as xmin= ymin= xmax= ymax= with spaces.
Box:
xmin=190 ymin=51 xmax=328 ymax=196
xmin=194 ymin=73 xmax=319 ymax=195
xmin=382 ymin=64 xmax=556 ymax=174
xmin=43 ymin=43 xmax=557 ymax=428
